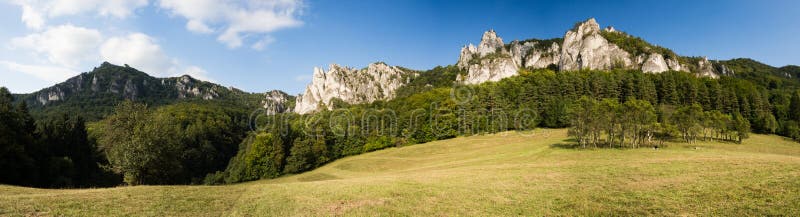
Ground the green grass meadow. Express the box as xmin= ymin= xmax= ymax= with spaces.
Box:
xmin=2 ymin=129 xmax=800 ymax=216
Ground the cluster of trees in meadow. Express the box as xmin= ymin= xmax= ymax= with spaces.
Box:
xmin=569 ymin=97 xmax=750 ymax=148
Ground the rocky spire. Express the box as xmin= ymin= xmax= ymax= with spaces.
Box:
xmin=477 ymin=29 xmax=504 ymax=56
xmin=559 ymin=18 xmax=631 ymax=71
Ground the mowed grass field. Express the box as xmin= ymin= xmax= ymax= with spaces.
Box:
xmin=2 ymin=128 xmax=800 ymax=216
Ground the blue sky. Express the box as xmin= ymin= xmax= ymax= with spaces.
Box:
xmin=1 ymin=0 xmax=799 ymax=94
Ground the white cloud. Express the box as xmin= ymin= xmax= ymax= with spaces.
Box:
xmin=10 ymin=0 xmax=149 ymax=29
xmin=186 ymin=20 xmax=214 ymax=33
xmin=100 ymin=33 xmax=214 ymax=81
xmin=183 ymin=65 xmax=214 ymax=82
xmin=158 ymin=0 xmax=303 ymax=49
xmin=7 ymin=27 xmax=214 ymax=84
xmin=251 ymin=36 xmax=275 ymax=51
xmin=101 ymin=33 xmax=172 ymax=75
xmin=0 ymin=60 xmax=77 ymax=83
xmin=10 ymin=24 xmax=103 ymax=68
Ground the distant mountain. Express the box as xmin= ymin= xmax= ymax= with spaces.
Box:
xmin=12 ymin=62 xmax=288 ymax=120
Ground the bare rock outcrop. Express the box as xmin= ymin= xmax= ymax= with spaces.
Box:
xmin=262 ymin=90 xmax=291 ymax=115
xmin=641 ymin=53 xmax=670 ymax=73
xmin=559 ymin=18 xmax=632 ymax=71
xmin=456 ymin=30 xmax=561 ymax=84
xmin=294 ymin=62 xmax=415 ymax=114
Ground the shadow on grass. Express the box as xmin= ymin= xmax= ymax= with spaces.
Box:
xmin=549 ymin=143 xmax=581 ymax=149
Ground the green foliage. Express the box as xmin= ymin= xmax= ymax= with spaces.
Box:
xmin=791 ymin=91 xmax=800 ymax=122
xmin=99 ymin=101 xmax=182 ymax=185
xmin=0 ymin=87 xmax=37 ymax=185
xmin=600 ymin=30 xmax=678 ymax=60
xmin=96 ymin=100 xmax=249 ymax=185
xmin=395 ymin=65 xmax=462 ymax=98
xmin=1 ymin=87 xmax=115 ymax=188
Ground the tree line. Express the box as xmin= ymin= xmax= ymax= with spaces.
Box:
xmin=0 ymin=87 xmax=117 ymax=187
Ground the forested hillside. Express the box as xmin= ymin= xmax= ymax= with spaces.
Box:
xmin=12 ymin=62 xmax=266 ymax=121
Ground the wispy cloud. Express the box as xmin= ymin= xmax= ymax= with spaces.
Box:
xmin=158 ymin=0 xmax=304 ymax=49
xmin=9 ymin=0 xmax=148 ymax=29
xmin=0 ymin=60 xmax=76 ymax=83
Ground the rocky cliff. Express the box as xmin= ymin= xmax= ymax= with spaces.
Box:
xmin=559 ymin=18 xmax=633 ymax=71
xmin=262 ymin=90 xmax=292 ymax=115
xmin=456 ymin=18 xmax=723 ymax=84
xmin=294 ymin=62 xmax=415 ymax=114
xmin=456 ymin=30 xmax=561 ymax=84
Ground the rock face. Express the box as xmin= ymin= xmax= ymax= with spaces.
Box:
xmin=641 ymin=53 xmax=669 ymax=73
xmin=456 ymin=30 xmax=561 ymax=84
xmin=262 ymin=90 xmax=291 ymax=115
xmin=294 ymin=62 xmax=414 ymax=114
xmin=559 ymin=18 xmax=633 ymax=71
xmin=697 ymin=57 xmax=720 ymax=78
xmin=455 ymin=18 xmax=718 ymax=85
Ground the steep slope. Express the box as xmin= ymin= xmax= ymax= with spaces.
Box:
xmin=14 ymin=62 xmax=284 ymax=120
xmin=294 ymin=62 xmax=416 ymax=114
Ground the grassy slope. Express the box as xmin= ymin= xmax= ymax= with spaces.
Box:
xmin=2 ymin=129 xmax=800 ymax=216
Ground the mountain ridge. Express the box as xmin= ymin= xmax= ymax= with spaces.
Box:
xmin=12 ymin=62 xmax=287 ymax=120
xmin=7 ymin=18 xmax=800 ymax=118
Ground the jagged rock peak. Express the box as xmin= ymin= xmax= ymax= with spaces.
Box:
xmin=559 ymin=17 xmax=633 ymax=71
xmin=456 ymin=28 xmax=565 ymax=84
xmin=294 ymin=62 xmax=416 ymax=114
xmin=478 ymin=29 xmax=505 ymax=56
xmin=572 ymin=18 xmax=601 ymax=34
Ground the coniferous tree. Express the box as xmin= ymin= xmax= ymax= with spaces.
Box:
xmin=790 ymin=91 xmax=800 ymax=122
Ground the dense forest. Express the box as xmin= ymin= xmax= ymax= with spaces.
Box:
xmin=3 ymin=58 xmax=800 ymax=187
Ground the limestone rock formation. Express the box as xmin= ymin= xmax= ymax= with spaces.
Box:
xmin=294 ymin=62 xmax=414 ymax=114
xmin=262 ymin=90 xmax=291 ymax=115
xmin=455 ymin=18 xmax=718 ymax=85
xmin=456 ymin=30 xmax=561 ymax=84
xmin=697 ymin=57 xmax=720 ymax=78
xmin=641 ymin=53 xmax=670 ymax=73
xmin=559 ymin=18 xmax=632 ymax=71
